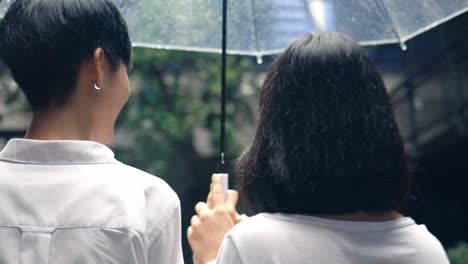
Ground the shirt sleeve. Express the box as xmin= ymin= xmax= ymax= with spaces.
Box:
xmin=147 ymin=204 xmax=184 ymax=264
xmin=212 ymin=236 xmax=244 ymax=264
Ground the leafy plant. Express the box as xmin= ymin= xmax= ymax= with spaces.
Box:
xmin=448 ymin=242 xmax=468 ymax=264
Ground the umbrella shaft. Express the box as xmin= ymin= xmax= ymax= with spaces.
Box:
xmin=220 ymin=0 xmax=228 ymax=169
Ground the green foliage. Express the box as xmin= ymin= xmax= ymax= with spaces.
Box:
xmin=114 ymin=48 xmax=259 ymax=181
xmin=448 ymin=242 xmax=468 ymax=264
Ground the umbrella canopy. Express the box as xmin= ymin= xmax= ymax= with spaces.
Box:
xmin=2 ymin=0 xmax=466 ymax=56
xmin=1 ymin=0 xmax=467 ymax=168
xmin=118 ymin=0 xmax=468 ymax=55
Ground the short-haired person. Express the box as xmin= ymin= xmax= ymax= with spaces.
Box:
xmin=188 ymin=32 xmax=449 ymax=264
xmin=0 ymin=0 xmax=182 ymax=263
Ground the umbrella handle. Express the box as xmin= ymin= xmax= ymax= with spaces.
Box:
xmin=214 ymin=173 xmax=229 ymax=200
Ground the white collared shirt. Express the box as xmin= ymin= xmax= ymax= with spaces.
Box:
xmin=0 ymin=139 xmax=183 ymax=264
xmin=212 ymin=213 xmax=449 ymax=264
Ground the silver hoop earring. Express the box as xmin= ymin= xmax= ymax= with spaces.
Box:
xmin=94 ymin=83 xmax=102 ymax=91
xmin=94 ymin=83 xmax=102 ymax=101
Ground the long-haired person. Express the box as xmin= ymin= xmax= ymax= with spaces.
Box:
xmin=188 ymin=32 xmax=449 ymax=264
xmin=0 ymin=0 xmax=182 ymax=263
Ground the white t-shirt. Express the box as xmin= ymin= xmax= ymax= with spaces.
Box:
xmin=0 ymin=139 xmax=183 ymax=264
xmin=213 ymin=213 xmax=449 ymax=264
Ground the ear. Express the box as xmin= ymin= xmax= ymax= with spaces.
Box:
xmin=92 ymin=48 xmax=105 ymax=89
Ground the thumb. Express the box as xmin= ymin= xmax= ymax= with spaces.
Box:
xmin=234 ymin=214 xmax=249 ymax=224
xmin=226 ymin=190 xmax=240 ymax=223
xmin=226 ymin=190 xmax=239 ymax=208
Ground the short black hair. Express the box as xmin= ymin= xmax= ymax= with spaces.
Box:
xmin=237 ymin=32 xmax=409 ymax=215
xmin=0 ymin=0 xmax=132 ymax=110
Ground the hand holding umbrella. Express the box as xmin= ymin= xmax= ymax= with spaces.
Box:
xmin=188 ymin=174 xmax=247 ymax=264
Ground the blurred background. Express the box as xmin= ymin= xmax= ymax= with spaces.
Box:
xmin=0 ymin=4 xmax=468 ymax=264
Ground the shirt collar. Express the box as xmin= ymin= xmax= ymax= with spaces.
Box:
xmin=0 ymin=139 xmax=117 ymax=164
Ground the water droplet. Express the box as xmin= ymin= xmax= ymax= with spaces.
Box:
xmin=256 ymin=55 xmax=263 ymax=65
xmin=400 ymin=41 xmax=408 ymax=51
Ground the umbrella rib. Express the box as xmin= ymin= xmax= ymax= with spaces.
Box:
xmin=248 ymin=0 xmax=261 ymax=58
xmin=377 ymin=0 xmax=407 ymax=50
xmin=303 ymin=0 xmax=319 ymax=32
xmin=400 ymin=6 xmax=468 ymax=44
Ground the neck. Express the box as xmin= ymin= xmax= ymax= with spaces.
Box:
xmin=319 ymin=211 xmax=403 ymax=222
xmin=26 ymin=106 xmax=91 ymax=141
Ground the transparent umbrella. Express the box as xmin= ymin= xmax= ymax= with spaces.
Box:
xmin=121 ymin=0 xmax=468 ymax=55
xmin=2 ymin=0 xmax=467 ymax=56
xmin=1 ymin=0 xmax=467 ymax=168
